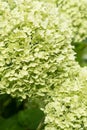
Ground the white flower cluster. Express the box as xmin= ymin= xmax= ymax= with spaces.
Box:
xmin=57 ymin=0 xmax=87 ymax=42
xmin=0 ymin=0 xmax=87 ymax=130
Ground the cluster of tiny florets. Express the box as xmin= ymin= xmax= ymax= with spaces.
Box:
xmin=0 ymin=0 xmax=87 ymax=130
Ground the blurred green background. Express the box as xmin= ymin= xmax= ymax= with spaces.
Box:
xmin=73 ymin=39 xmax=87 ymax=67
xmin=0 ymin=94 xmax=45 ymax=130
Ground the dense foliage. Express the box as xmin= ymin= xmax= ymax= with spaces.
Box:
xmin=0 ymin=0 xmax=87 ymax=130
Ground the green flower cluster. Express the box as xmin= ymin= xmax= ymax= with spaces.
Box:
xmin=0 ymin=0 xmax=87 ymax=130
xmin=40 ymin=0 xmax=87 ymax=42
xmin=57 ymin=0 xmax=87 ymax=42
xmin=44 ymin=68 xmax=87 ymax=130
xmin=0 ymin=0 xmax=73 ymax=99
